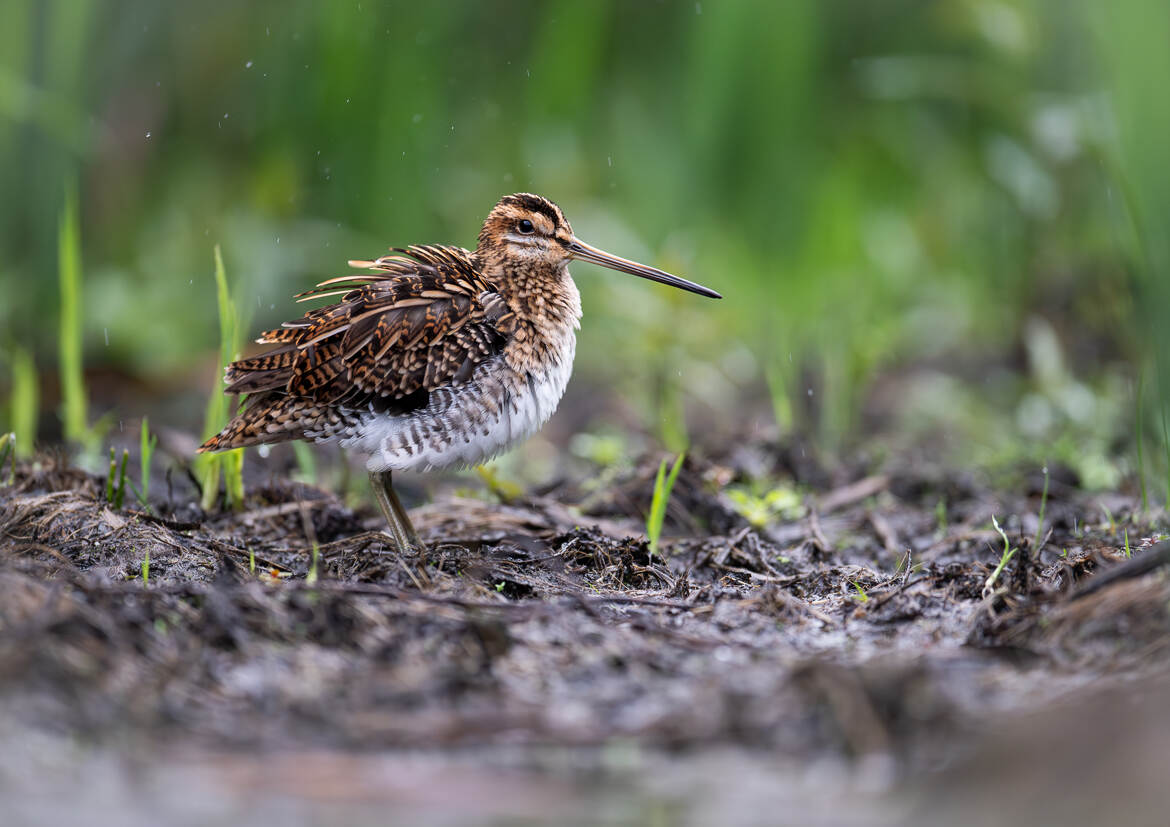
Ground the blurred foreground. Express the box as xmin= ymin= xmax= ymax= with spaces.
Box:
xmin=2 ymin=434 xmax=1168 ymax=825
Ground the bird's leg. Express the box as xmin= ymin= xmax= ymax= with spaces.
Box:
xmin=369 ymin=470 xmax=424 ymax=553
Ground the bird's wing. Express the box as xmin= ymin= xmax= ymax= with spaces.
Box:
xmin=223 ymin=245 xmax=513 ymax=413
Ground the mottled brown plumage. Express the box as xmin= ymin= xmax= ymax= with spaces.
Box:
xmin=198 ymin=193 xmax=720 ymax=550
xmin=199 ymin=244 xmax=513 ymax=450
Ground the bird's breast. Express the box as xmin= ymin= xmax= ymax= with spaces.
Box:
xmin=343 ymin=340 xmax=576 ymax=473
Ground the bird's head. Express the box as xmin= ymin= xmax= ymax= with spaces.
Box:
xmin=477 ymin=193 xmax=721 ymax=299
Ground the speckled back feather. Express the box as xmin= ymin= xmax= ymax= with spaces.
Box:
xmin=199 ymin=245 xmax=513 ymax=452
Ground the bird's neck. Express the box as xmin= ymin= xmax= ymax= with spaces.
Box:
xmin=478 ymin=254 xmax=582 ymax=375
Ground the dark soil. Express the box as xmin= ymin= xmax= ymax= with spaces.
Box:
xmin=2 ymin=441 xmax=1169 ymax=825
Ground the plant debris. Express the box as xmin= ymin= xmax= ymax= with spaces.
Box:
xmin=2 ymin=444 xmax=1169 ymax=818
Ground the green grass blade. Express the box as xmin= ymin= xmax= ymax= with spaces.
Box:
xmin=198 ymin=245 xmax=246 ymax=511
xmin=140 ymin=417 xmax=157 ymax=502
xmin=983 ymin=515 xmax=1018 ymax=597
xmin=307 ymin=541 xmax=320 ymax=585
xmin=115 ymin=449 xmax=128 ymax=509
xmin=765 ymin=356 xmax=794 ymax=433
xmin=1137 ymin=371 xmax=1148 ymax=512
xmin=0 ymin=433 xmax=13 ymax=484
xmin=213 ymin=244 xmax=239 ymax=368
xmin=58 ymin=185 xmax=89 ymax=449
xmin=292 ymin=441 xmax=318 ymax=486
xmin=1161 ymin=404 xmax=1170 ymax=511
xmin=1031 ymin=465 xmax=1049 ymax=553
xmin=223 ymin=445 xmax=245 ymax=510
xmin=10 ymin=346 xmax=37 ymax=457
xmin=105 ymin=446 xmax=116 ymax=503
xmin=647 ymin=452 xmax=685 ymax=560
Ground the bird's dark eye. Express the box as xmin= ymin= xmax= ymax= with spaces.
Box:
xmin=517 ymin=219 xmax=535 ymax=234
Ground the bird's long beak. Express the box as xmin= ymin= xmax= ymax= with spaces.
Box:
xmin=568 ymin=237 xmax=722 ymax=299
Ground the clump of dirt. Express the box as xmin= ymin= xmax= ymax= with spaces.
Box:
xmin=1 ymin=445 xmax=1168 ymax=774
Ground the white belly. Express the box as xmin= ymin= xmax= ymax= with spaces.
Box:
xmin=336 ymin=349 xmax=574 ymax=473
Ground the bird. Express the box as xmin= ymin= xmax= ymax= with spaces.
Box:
xmin=198 ymin=193 xmax=721 ymax=551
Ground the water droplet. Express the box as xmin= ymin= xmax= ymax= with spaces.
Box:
xmin=607 ymin=156 xmax=612 ymax=167
xmin=245 ymin=60 xmax=253 ymax=69
xmin=276 ymin=236 xmax=280 ymax=244
xmin=807 ymin=388 xmax=814 ymax=396
xmin=145 ymin=131 xmax=151 ymax=139
xmin=345 ymin=97 xmax=350 ymax=104
xmin=412 ymin=113 xmax=423 ymax=123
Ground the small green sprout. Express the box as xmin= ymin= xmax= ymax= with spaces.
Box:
xmin=1101 ymin=503 xmax=1116 ymax=533
xmin=568 ymin=431 xmax=627 ymax=468
xmin=983 ymin=515 xmax=1018 ymax=597
xmin=495 ymin=581 xmax=506 ymax=592
xmin=1123 ymin=528 xmax=1131 ymax=558
xmin=306 ymin=541 xmax=320 ymax=584
xmin=475 ymin=463 xmax=523 ymax=502
xmin=1032 ymin=465 xmax=1049 ymax=553
xmin=646 ymin=452 xmax=685 ymax=560
xmin=139 ymin=417 xmax=158 ymax=503
xmin=248 ymin=547 xmax=256 ymax=574
xmin=851 ymin=580 xmax=869 ymax=602
xmin=106 ymin=447 xmax=129 ymax=508
xmin=0 ymin=432 xmax=16 ymax=485
xmin=726 ymin=485 xmax=805 ymax=529
xmin=934 ymin=496 xmax=948 ymax=537
xmin=141 ymin=549 xmax=150 ymax=585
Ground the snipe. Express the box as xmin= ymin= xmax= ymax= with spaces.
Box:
xmin=199 ymin=193 xmax=721 ymax=551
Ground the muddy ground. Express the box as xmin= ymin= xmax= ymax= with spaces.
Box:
xmin=2 ymin=438 xmax=1170 ymax=826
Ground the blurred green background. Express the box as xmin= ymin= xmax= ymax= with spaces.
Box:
xmin=1 ymin=0 xmax=1168 ymax=496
